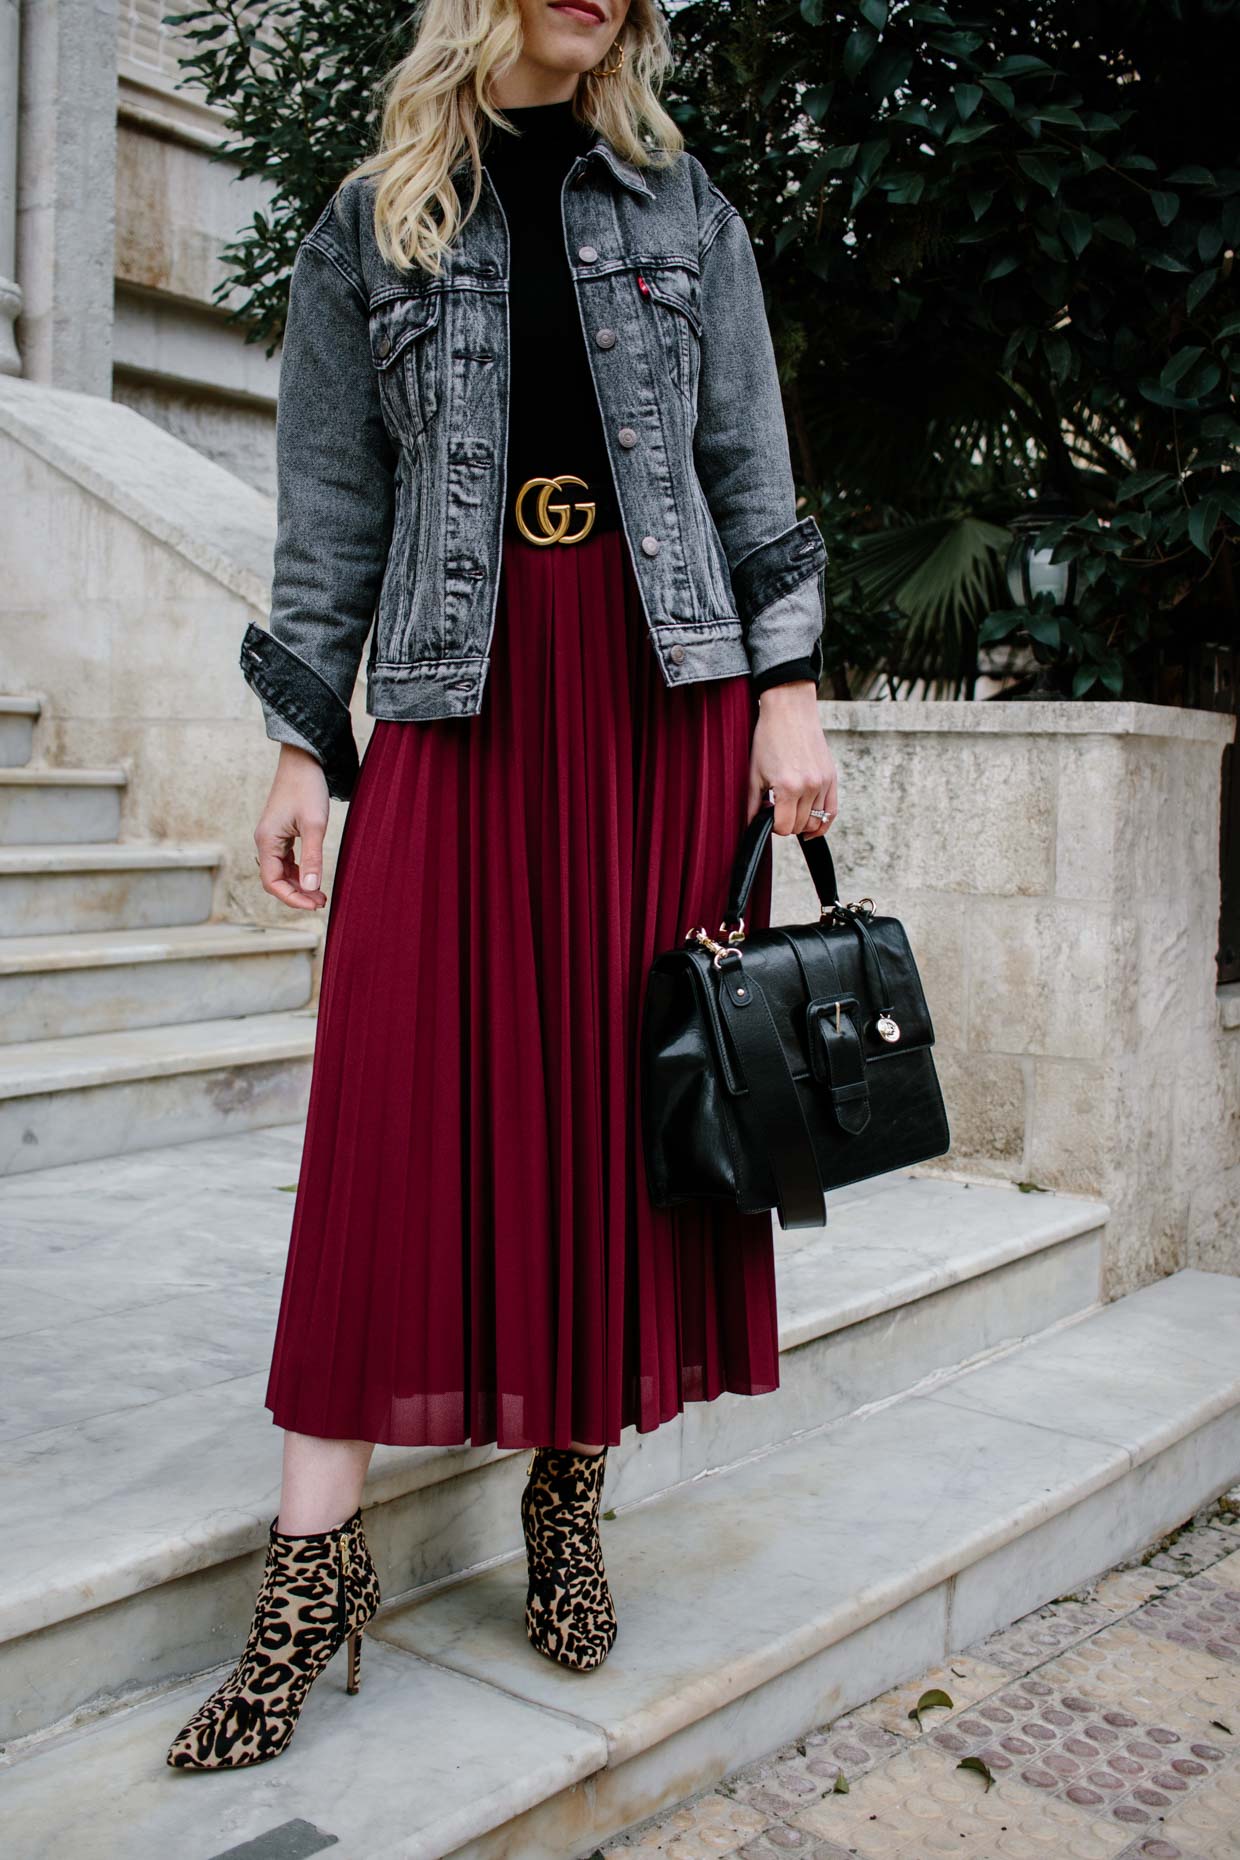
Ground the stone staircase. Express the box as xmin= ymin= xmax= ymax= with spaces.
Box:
xmin=2 ymin=1113 xmax=1238 ymax=1858
xmin=0 ymin=694 xmax=318 ymax=1174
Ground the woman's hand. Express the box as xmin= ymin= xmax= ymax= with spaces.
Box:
xmin=748 ymin=680 xmax=839 ymax=838
xmin=254 ymin=744 xmax=330 ymax=911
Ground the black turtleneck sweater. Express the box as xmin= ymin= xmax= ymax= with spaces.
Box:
xmin=481 ymin=98 xmax=815 ymax=695
xmin=482 ymin=99 xmax=621 ymax=532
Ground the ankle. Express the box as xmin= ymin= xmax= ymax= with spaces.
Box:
xmin=274 ymin=1504 xmax=358 ymax=1538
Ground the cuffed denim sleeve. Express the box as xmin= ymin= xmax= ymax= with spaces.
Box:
xmin=692 ymin=198 xmax=827 ymax=686
xmin=239 ymin=225 xmax=397 ymax=801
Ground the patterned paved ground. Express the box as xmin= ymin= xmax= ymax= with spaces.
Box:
xmin=595 ymin=1490 xmax=1240 ymax=1860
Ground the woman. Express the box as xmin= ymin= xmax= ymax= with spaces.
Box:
xmin=167 ymin=0 xmax=837 ymax=1771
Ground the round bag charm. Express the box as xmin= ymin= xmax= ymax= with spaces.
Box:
xmin=875 ymin=1013 xmax=901 ymax=1044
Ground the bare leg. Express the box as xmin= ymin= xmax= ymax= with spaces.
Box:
xmin=278 ymin=1429 xmax=376 ymax=1533
xmin=567 ymin=1439 xmax=604 ymax=1452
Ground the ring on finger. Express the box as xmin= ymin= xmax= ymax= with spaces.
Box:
xmin=809 ymin=807 xmax=833 ymax=823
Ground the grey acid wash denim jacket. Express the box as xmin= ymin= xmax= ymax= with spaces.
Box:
xmin=240 ymin=126 xmax=828 ymax=800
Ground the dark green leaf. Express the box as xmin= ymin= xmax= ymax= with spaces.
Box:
xmin=979 ymin=611 xmax=1022 ymax=644
xmin=1199 ymin=224 xmax=1225 ymax=264
xmin=843 ymin=27 xmax=878 ymax=79
xmin=1161 ymin=346 xmax=1205 ymax=388
xmin=1117 ymin=470 xmax=1176 ymax=503
xmin=883 ymin=172 xmax=926 ymax=205
xmin=1189 ymin=497 xmax=1222 ymax=556
xmin=1166 ymin=164 xmax=1214 ymax=185
xmin=1187 ymin=269 xmax=1218 ymax=315
xmin=1034 ymin=104 xmax=1085 ymax=128
xmin=1044 ymin=331 xmax=1072 ymax=382
xmin=804 ymin=86 xmax=833 ymax=126
xmin=1073 ymin=666 xmax=1100 ymax=696
xmin=1096 ymin=216 xmax=1135 ymax=247
xmin=994 ymin=54 xmax=1054 ymax=78
xmin=946 ymin=122 xmax=997 ymax=145
xmin=958 ymin=1756 xmax=995 ymax=1791
xmin=1024 ymin=612 xmax=1063 ymax=647
xmin=1017 ymin=153 xmax=1062 ymax=195
xmin=804 ymin=145 xmax=858 ymax=192
xmin=954 ymin=83 xmax=983 ymax=121
xmin=859 ymin=0 xmax=889 ymax=27
xmin=1060 ymin=210 xmax=1093 ymax=257
xmin=968 ymin=187 xmax=997 ymax=221
xmin=1150 ymin=191 xmax=1181 ymax=226
xmin=800 ymin=0 xmax=826 ymax=22
xmin=979 ymin=77 xmax=1015 ymax=112
xmin=983 ymin=252 xmax=1020 ymax=281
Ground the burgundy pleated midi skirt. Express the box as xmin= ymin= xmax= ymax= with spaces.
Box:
xmin=264 ymin=523 xmax=779 ymax=1450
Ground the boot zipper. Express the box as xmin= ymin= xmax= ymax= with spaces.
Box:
xmin=338 ymin=1525 xmax=352 ymax=1637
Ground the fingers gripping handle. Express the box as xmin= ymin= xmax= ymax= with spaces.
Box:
xmin=724 ymin=800 xmax=839 ymax=927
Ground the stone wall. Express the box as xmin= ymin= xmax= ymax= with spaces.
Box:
xmin=770 ymin=703 xmax=1238 ymax=1296
xmin=0 ymin=375 xmax=360 ymax=955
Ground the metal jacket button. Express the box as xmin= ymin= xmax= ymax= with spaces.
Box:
xmin=641 ymin=535 xmax=660 ymax=556
xmin=669 ymin=644 xmax=686 ymax=664
xmin=376 ymin=334 xmax=392 ymax=358
xmin=617 ymin=425 xmax=638 ymax=448
xmin=578 ymin=244 xmax=599 ymax=263
xmin=595 ymin=327 xmax=617 ymax=349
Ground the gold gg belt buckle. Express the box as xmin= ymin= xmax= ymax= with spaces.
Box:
xmin=514 ymin=473 xmax=596 ymax=545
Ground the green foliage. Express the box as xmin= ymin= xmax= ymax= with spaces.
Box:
xmin=668 ymin=0 xmax=1240 ymax=698
xmin=167 ymin=0 xmax=1240 ymax=699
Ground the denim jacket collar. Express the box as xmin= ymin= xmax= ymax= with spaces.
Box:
xmin=579 ymin=132 xmax=656 ymax=200
xmin=454 ymin=121 xmax=656 ymax=201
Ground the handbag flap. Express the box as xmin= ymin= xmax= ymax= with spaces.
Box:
xmin=656 ymin=914 xmax=935 ymax=1099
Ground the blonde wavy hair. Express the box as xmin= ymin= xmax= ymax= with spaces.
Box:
xmin=340 ymin=0 xmax=683 ymax=275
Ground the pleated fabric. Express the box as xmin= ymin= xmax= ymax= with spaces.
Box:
xmin=264 ymin=523 xmax=779 ymax=1449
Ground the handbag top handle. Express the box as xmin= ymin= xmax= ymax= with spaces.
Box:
xmin=724 ymin=800 xmax=840 ymax=928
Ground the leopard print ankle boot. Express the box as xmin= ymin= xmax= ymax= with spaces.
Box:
xmin=520 ymin=1446 xmax=617 ymax=1671
xmin=166 ymin=1505 xmax=381 ymax=1770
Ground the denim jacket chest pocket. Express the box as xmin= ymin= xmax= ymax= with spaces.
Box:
xmin=369 ymin=287 xmax=441 ymax=441
xmin=637 ymin=262 xmax=703 ymax=409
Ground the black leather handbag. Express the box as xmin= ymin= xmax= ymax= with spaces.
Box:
xmin=640 ymin=800 xmax=950 ymax=1230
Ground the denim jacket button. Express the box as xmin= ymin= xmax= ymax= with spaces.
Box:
xmin=669 ymin=644 xmax=686 ymax=665
xmin=617 ymin=425 xmax=638 ymax=448
xmin=641 ymin=535 xmax=660 ymax=556
xmin=595 ymin=326 xmax=617 ymax=349
xmin=578 ymin=244 xmax=599 ymax=264
xmin=376 ymin=333 xmax=392 ymax=358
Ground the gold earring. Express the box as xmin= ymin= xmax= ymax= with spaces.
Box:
xmin=595 ymin=40 xmax=625 ymax=78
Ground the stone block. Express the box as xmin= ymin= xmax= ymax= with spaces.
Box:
xmin=1028 ymin=1058 xmax=1112 ymax=1196
xmin=825 ymin=732 xmax=1058 ymax=898
xmin=925 ymin=1047 xmax=1028 ymax=1177
xmin=966 ymin=897 xmax=1126 ymax=1059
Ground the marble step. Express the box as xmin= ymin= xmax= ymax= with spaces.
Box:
xmin=0 ymin=766 xmax=127 ymax=844
xmin=0 ymin=1129 xmax=1107 ymax=1743
xmin=0 ymin=840 xmax=223 ymax=935
xmin=0 ymin=1011 xmax=315 ymax=1176
xmin=0 ymin=695 xmax=39 ymax=768
xmin=3 ymin=1271 xmax=1237 ymax=1860
xmin=0 ymin=922 xmax=320 ymax=1043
